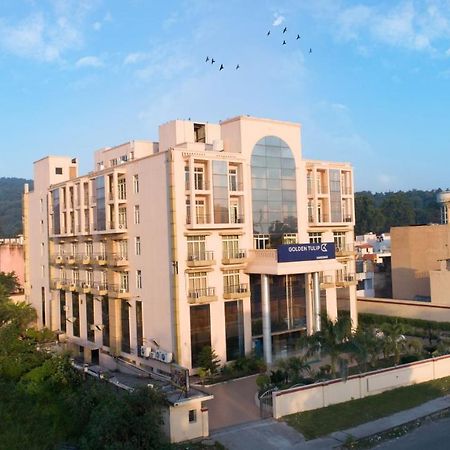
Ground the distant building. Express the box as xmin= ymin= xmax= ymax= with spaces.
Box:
xmin=355 ymin=233 xmax=391 ymax=298
xmin=0 ymin=235 xmax=25 ymax=290
xmin=24 ymin=116 xmax=357 ymax=373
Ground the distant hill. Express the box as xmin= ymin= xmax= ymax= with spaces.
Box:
xmin=355 ymin=189 xmax=442 ymax=236
xmin=0 ymin=177 xmax=33 ymax=237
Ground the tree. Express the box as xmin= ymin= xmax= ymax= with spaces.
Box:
xmin=381 ymin=321 xmax=408 ymax=365
xmin=0 ymin=272 xmax=20 ymax=293
xmin=381 ymin=193 xmax=415 ymax=228
xmin=306 ymin=315 xmax=352 ymax=378
xmin=348 ymin=328 xmax=383 ymax=373
xmin=197 ymin=346 xmax=221 ymax=376
xmin=355 ymin=194 xmax=385 ymax=235
xmin=277 ymin=355 xmax=311 ymax=383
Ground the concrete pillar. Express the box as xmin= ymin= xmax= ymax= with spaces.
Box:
xmin=305 ymin=273 xmax=314 ymax=335
xmin=326 ymin=288 xmax=338 ymax=323
xmin=312 ymin=272 xmax=321 ymax=332
xmin=349 ymin=286 xmax=358 ymax=330
xmin=108 ymin=297 xmax=122 ymax=356
xmin=261 ymin=274 xmax=272 ymax=365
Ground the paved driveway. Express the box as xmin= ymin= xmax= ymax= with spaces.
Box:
xmin=200 ymin=374 xmax=261 ymax=430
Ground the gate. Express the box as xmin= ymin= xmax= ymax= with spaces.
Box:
xmin=259 ymin=387 xmax=276 ymax=419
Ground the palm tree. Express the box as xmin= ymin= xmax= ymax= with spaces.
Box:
xmin=381 ymin=321 xmax=407 ymax=365
xmin=348 ymin=328 xmax=383 ymax=373
xmin=307 ymin=315 xmax=352 ymax=378
xmin=277 ymin=355 xmax=311 ymax=383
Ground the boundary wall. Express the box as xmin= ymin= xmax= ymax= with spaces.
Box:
xmin=273 ymin=354 xmax=450 ymax=419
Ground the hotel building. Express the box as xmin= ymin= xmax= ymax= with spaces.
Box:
xmin=24 ymin=116 xmax=357 ymax=372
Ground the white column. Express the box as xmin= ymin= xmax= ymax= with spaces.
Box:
xmin=305 ymin=273 xmax=314 ymax=335
xmin=312 ymin=272 xmax=321 ymax=332
xmin=261 ymin=274 xmax=272 ymax=365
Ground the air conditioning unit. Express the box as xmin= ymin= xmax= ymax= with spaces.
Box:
xmin=237 ymin=286 xmax=247 ymax=293
xmin=140 ymin=346 xmax=152 ymax=358
xmin=155 ymin=350 xmax=173 ymax=364
xmin=119 ymin=288 xmax=128 ymax=294
xmin=188 ymin=255 xmax=198 ymax=261
xmin=238 ymin=251 xmax=246 ymax=258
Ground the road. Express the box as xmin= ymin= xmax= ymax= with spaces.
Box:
xmin=375 ymin=416 xmax=450 ymax=450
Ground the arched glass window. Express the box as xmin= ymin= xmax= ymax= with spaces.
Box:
xmin=251 ymin=136 xmax=298 ymax=248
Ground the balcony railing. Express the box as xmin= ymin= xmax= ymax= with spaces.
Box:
xmin=222 ymin=249 xmax=247 ymax=264
xmin=188 ymin=287 xmax=217 ymax=303
xmin=319 ymin=275 xmax=335 ymax=288
xmin=317 ymin=213 xmax=329 ymax=223
xmin=92 ymin=253 xmax=107 ymax=265
xmin=93 ymin=282 xmax=108 ymax=294
xmin=229 ymin=181 xmax=243 ymax=192
xmin=335 ymin=243 xmax=355 ymax=256
xmin=51 ymin=278 xmax=68 ymax=289
xmin=224 ymin=283 xmax=250 ymax=299
xmin=107 ymin=253 xmax=129 ymax=266
xmin=187 ymin=251 xmax=215 ymax=267
xmin=336 ymin=273 xmax=357 ymax=286
xmin=76 ymin=253 xmax=94 ymax=264
xmin=343 ymin=215 xmax=353 ymax=223
xmin=108 ymin=283 xmax=130 ymax=298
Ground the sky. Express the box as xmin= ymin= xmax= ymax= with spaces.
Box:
xmin=1 ymin=0 xmax=450 ymax=192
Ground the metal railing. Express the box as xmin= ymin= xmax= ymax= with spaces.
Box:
xmin=336 ymin=273 xmax=356 ymax=283
xmin=335 ymin=243 xmax=355 ymax=253
xmin=188 ymin=287 xmax=216 ymax=299
xmin=224 ymin=283 xmax=249 ymax=295
xmin=223 ymin=249 xmax=247 ymax=260
xmin=187 ymin=251 xmax=214 ymax=262
xmin=107 ymin=253 xmax=129 ymax=264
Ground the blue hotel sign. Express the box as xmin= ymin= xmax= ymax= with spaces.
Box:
xmin=277 ymin=242 xmax=336 ymax=263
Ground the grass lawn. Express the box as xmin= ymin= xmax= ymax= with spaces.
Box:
xmin=284 ymin=375 xmax=450 ymax=440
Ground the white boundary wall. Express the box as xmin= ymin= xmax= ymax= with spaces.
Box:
xmin=273 ymin=354 xmax=450 ymax=419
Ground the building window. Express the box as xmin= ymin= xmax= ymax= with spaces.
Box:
xmin=188 ymin=272 xmax=208 ymax=294
xmin=333 ymin=232 xmax=346 ymax=252
xmin=72 ymin=292 xmax=80 ymax=337
xmin=121 ymin=300 xmax=131 ymax=354
xmin=194 ymin=166 xmax=205 ymax=190
xmin=309 ymin=232 xmax=322 ymax=243
xmin=224 ymin=270 xmax=240 ymax=294
xmin=190 ymin=304 xmax=211 ymax=367
xmin=136 ymin=300 xmax=143 ymax=351
xmin=185 ymin=165 xmax=190 ymax=190
xmin=85 ymin=241 xmax=93 ymax=256
xmin=59 ymin=290 xmax=66 ymax=333
xmin=187 ymin=235 xmax=206 ymax=261
xmin=117 ymin=239 xmax=128 ymax=260
xmin=118 ymin=177 xmax=127 ymax=200
xmin=86 ymin=294 xmax=95 ymax=343
xmin=189 ymin=409 xmax=197 ymax=423
xmin=134 ymin=205 xmax=140 ymax=224
xmin=282 ymin=233 xmax=297 ymax=244
xmin=212 ymin=161 xmax=228 ymax=223
xmin=229 ymin=167 xmax=238 ymax=191
xmin=253 ymin=234 xmax=270 ymax=249
xmin=55 ymin=167 xmax=63 ymax=175
xmin=222 ymin=235 xmax=239 ymax=259
xmin=102 ymin=296 xmax=110 ymax=347
xmin=118 ymin=207 xmax=127 ymax=229
xmin=230 ymin=199 xmax=240 ymax=223
xmin=120 ymin=272 xmax=129 ymax=293
xmin=133 ymin=175 xmax=139 ymax=193
xmin=41 ymin=287 xmax=46 ymax=327
xmin=225 ymin=300 xmax=244 ymax=361
xmin=136 ymin=270 xmax=142 ymax=289
xmin=195 ymin=199 xmax=207 ymax=224
xmin=135 ymin=236 xmax=141 ymax=255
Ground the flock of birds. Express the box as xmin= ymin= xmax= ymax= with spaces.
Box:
xmin=204 ymin=25 xmax=312 ymax=72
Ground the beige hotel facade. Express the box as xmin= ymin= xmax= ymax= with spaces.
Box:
xmin=24 ymin=115 xmax=357 ymax=373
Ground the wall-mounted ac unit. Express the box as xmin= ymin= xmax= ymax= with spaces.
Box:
xmin=140 ymin=346 xmax=152 ymax=358
xmin=155 ymin=350 xmax=173 ymax=364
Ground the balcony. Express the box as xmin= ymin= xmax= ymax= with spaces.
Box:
xmin=52 ymin=254 xmax=64 ymax=265
xmin=335 ymin=243 xmax=356 ymax=257
xmin=51 ymin=278 xmax=67 ymax=290
xmin=343 ymin=215 xmax=353 ymax=223
xmin=186 ymin=214 xmax=244 ymax=229
xmin=93 ymin=253 xmax=107 ymax=266
xmin=223 ymin=283 xmax=250 ymax=300
xmin=336 ymin=273 xmax=357 ymax=287
xmin=187 ymin=251 xmax=215 ymax=267
xmin=93 ymin=282 xmax=108 ymax=296
xmin=76 ymin=254 xmax=93 ymax=265
xmin=108 ymin=253 xmax=129 ymax=267
xmin=68 ymin=282 xmax=78 ymax=291
xmin=65 ymin=255 xmax=76 ymax=265
xmin=320 ymin=275 xmax=335 ymax=289
xmin=222 ymin=249 xmax=248 ymax=265
xmin=108 ymin=284 xmax=131 ymax=299
xmin=77 ymin=281 xmax=93 ymax=294
xmin=187 ymin=287 xmax=217 ymax=304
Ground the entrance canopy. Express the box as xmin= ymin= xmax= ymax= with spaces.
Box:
xmin=245 ymin=249 xmax=343 ymax=275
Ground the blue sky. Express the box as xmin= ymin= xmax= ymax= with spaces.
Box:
xmin=1 ymin=0 xmax=450 ymax=192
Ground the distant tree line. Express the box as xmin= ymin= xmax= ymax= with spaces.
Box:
xmin=355 ymin=190 xmax=443 ymax=236
xmin=0 ymin=177 xmax=33 ymax=237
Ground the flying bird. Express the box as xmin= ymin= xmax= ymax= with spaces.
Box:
xmin=211 ymin=58 xmax=215 ymax=64
xmin=219 ymin=64 xmax=224 ymax=71
xmin=296 ymin=34 xmax=300 ymax=40
xmin=309 ymin=48 xmax=312 ymax=53
xmin=282 ymin=40 xmax=286 ymax=45
xmin=236 ymin=64 xmax=240 ymax=70
xmin=205 ymin=56 xmax=209 ymax=62
xmin=283 ymin=27 xmax=287 ymax=33
xmin=267 ymin=30 xmax=271 ymax=36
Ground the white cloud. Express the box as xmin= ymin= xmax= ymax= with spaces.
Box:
xmin=75 ymin=55 xmax=103 ymax=68
xmin=93 ymin=21 xmax=102 ymax=31
xmin=0 ymin=1 xmax=99 ymax=62
xmin=272 ymin=13 xmax=285 ymax=27
xmin=123 ymin=52 xmax=148 ymax=65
